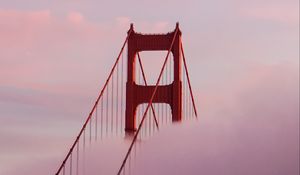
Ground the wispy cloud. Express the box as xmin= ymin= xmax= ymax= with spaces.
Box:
xmin=241 ymin=4 xmax=299 ymax=25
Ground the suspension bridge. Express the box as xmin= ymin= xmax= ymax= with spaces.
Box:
xmin=55 ymin=22 xmax=197 ymax=175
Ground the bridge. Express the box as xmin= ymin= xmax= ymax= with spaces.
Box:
xmin=55 ymin=22 xmax=197 ymax=175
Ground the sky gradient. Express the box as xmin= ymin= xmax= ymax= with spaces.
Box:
xmin=0 ymin=0 xmax=299 ymax=174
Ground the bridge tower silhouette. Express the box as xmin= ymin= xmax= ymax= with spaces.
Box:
xmin=125 ymin=23 xmax=183 ymax=132
xmin=55 ymin=22 xmax=197 ymax=175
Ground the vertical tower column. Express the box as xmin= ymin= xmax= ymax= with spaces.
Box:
xmin=125 ymin=24 xmax=136 ymax=132
xmin=171 ymin=29 xmax=182 ymax=121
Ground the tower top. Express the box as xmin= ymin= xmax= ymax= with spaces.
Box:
xmin=176 ymin=22 xmax=179 ymax=29
xmin=128 ymin=23 xmax=181 ymax=35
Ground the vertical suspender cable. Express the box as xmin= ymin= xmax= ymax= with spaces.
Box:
xmin=111 ymin=74 xmax=114 ymax=134
xmin=89 ymin=111 xmax=92 ymax=143
xmin=101 ymin=96 xmax=103 ymax=138
xmin=183 ymin=65 xmax=185 ymax=119
xmin=83 ymin=129 xmax=85 ymax=151
xmin=184 ymin=68 xmax=188 ymax=118
xmin=158 ymin=100 xmax=160 ymax=125
xmin=76 ymin=142 xmax=79 ymax=175
xmin=95 ymin=102 xmax=97 ymax=140
xmin=129 ymin=148 xmax=132 ymax=174
xmin=106 ymin=83 xmax=109 ymax=136
xmin=123 ymin=164 xmax=126 ymax=175
xmin=70 ymin=153 xmax=72 ymax=175
xmin=145 ymin=106 xmax=147 ymax=137
xmin=185 ymin=66 xmax=187 ymax=118
xmin=83 ymin=129 xmax=85 ymax=174
xmin=189 ymin=90 xmax=192 ymax=118
xmin=162 ymin=60 xmax=165 ymax=125
xmin=116 ymin=58 xmax=119 ymax=134
xmin=149 ymin=106 xmax=152 ymax=136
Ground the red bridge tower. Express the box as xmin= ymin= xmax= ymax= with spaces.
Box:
xmin=125 ymin=23 xmax=182 ymax=132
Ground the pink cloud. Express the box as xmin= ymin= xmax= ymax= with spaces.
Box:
xmin=0 ymin=10 xmax=52 ymax=48
xmin=115 ymin=16 xmax=131 ymax=27
xmin=0 ymin=9 xmax=118 ymax=95
xmin=241 ymin=4 xmax=299 ymax=25
xmin=67 ymin=11 xmax=84 ymax=24
xmin=0 ymin=9 xmax=51 ymax=22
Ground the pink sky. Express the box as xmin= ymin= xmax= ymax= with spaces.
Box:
xmin=0 ymin=0 xmax=299 ymax=174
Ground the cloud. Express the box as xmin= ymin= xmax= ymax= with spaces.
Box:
xmin=0 ymin=9 xmax=119 ymax=96
xmin=0 ymin=10 xmax=52 ymax=48
xmin=67 ymin=11 xmax=84 ymax=24
xmin=0 ymin=9 xmax=51 ymax=22
xmin=129 ymin=62 xmax=299 ymax=175
xmin=115 ymin=16 xmax=131 ymax=27
xmin=241 ymin=4 xmax=299 ymax=25
xmin=2 ymin=61 xmax=298 ymax=175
